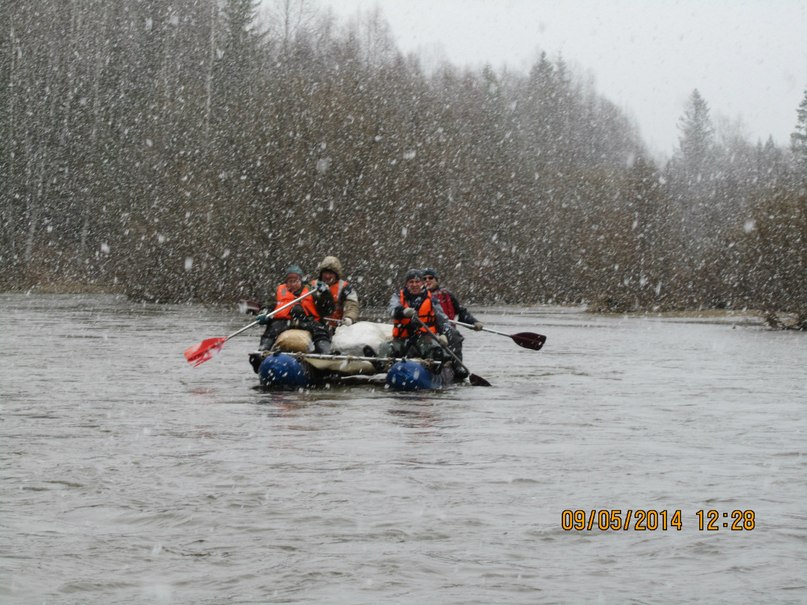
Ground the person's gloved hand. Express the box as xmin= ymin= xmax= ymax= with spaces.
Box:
xmin=402 ymin=307 xmax=415 ymax=319
xmin=290 ymin=304 xmax=306 ymax=321
xmin=315 ymin=281 xmax=329 ymax=295
xmin=392 ymin=305 xmax=405 ymax=320
xmin=473 ymin=321 xmax=484 ymax=331
xmin=341 ymin=317 xmax=353 ymax=327
xmin=255 ymin=310 xmax=271 ymax=325
xmin=438 ymin=334 xmax=449 ymax=347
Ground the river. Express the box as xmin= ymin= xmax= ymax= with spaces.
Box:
xmin=1 ymin=293 xmax=805 ymax=604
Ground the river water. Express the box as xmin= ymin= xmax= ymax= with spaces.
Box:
xmin=1 ymin=293 xmax=805 ymax=604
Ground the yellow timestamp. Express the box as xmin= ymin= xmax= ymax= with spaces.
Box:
xmin=696 ymin=509 xmax=756 ymax=531
xmin=561 ymin=509 xmax=756 ymax=532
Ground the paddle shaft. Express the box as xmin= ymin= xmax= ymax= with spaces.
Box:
xmin=450 ymin=319 xmax=546 ymax=351
xmin=411 ymin=315 xmax=490 ymax=386
xmin=450 ymin=319 xmax=509 ymax=337
xmin=226 ymin=289 xmax=316 ymax=341
xmin=224 ymin=319 xmax=261 ymax=342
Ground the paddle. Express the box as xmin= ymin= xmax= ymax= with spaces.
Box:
xmin=450 ymin=320 xmax=547 ymax=351
xmin=184 ymin=289 xmax=316 ymax=366
xmin=410 ymin=315 xmax=491 ymax=387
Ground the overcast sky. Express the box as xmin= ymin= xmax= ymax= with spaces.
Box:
xmin=316 ymin=0 xmax=807 ymax=157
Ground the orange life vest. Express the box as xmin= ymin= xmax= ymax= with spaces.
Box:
xmin=392 ymin=290 xmax=437 ymax=340
xmin=272 ymin=285 xmax=320 ymax=321
xmin=312 ymin=279 xmax=350 ymax=327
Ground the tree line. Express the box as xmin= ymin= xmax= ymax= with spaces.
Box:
xmin=1 ymin=0 xmax=805 ymax=327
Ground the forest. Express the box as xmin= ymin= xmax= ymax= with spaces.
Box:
xmin=1 ymin=0 xmax=805 ymax=327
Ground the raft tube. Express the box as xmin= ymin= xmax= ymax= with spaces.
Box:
xmin=386 ymin=359 xmax=451 ymax=391
xmin=258 ymin=352 xmax=315 ymax=389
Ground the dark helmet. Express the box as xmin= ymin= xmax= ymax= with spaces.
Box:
xmin=404 ymin=269 xmax=423 ymax=282
xmin=422 ymin=267 xmax=439 ymax=279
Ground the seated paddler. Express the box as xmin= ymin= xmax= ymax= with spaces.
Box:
xmin=422 ymin=266 xmax=482 ymax=363
xmin=249 ymin=264 xmax=334 ymax=373
xmin=311 ymin=255 xmax=360 ymax=332
xmin=383 ymin=268 xmax=454 ymax=361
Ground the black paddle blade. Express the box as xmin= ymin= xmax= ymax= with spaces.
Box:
xmin=469 ymin=373 xmax=492 ymax=387
xmin=511 ymin=332 xmax=547 ymax=351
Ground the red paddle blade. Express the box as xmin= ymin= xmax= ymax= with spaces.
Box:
xmin=184 ymin=337 xmax=227 ymax=366
xmin=511 ymin=332 xmax=547 ymax=351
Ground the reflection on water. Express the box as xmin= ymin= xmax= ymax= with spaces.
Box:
xmin=1 ymin=294 xmax=805 ymax=604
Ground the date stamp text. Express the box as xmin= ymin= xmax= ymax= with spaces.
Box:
xmin=560 ymin=509 xmax=756 ymax=532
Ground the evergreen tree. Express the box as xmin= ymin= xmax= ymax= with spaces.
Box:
xmin=665 ymin=90 xmax=721 ymax=304
xmin=791 ymin=86 xmax=807 ymax=176
xmin=673 ymin=89 xmax=715 ymax=183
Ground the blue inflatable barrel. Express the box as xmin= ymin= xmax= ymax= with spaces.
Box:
xmin=259 ymin=353 xmax=311 ymax=388
xmin=386 ymin=360 xmax=435 ymax=391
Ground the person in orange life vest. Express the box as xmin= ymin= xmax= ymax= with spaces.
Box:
xmin=311 ymin=256 xmax=359 ymax=332
xmin=421 ymin=267 xmax=483 ymax=362
xmin=385 ymin=269 xmax=453 ymax=359
xmin=249 ymin=265 xmax=332 ymax=372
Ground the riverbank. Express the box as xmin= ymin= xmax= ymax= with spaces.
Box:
xmin=4 ymin=286 xmax=802 ymax=330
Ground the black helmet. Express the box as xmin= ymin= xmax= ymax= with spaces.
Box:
xmin=404 ymin=269 xmax=423 ymax=282
xmin=422 ymin=267 xmax=439 ymax=279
